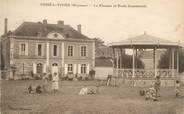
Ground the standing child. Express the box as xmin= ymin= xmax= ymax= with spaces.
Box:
xmin=175 ymin=80 xmax=180 ymax=97
xmin=52 ymin=72 xmax=59 ymax=93
xmin=106 ymin=74 xmax=112 ymax=86
xmin=154 ymin=76 xmax=161 ymax=98
xmin=42 ymin=73 xmax=49 ymax=92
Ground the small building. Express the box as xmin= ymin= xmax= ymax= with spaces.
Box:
xmin=1 ymin=19 xmax=95 ymax=79
xmin=95 ymin=57 xmax=113 ymax=80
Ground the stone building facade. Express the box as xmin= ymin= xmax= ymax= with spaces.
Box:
xmin=1 ymin=19 xmax=95 ymax=78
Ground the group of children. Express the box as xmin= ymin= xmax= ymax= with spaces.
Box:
xmin=28 ymin=72 xmax=59 ymax=94
xmin=78 ymin=85 xmax=100 ymax=95
xmin=27 ymin=73 xmax=182 ymax=99
xmin=141 ymin=76 xmax=182 ymax=101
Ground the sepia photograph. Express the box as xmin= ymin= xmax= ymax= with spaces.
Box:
xmin=0 ymin=0 xmax=184 ymax=114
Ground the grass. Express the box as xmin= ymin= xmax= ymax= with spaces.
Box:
xmin=1 ymin=80 xmax=184 ymax=114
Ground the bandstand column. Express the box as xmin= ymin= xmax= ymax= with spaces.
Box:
xmin=112 ymin=47 xmax=115 ymax=69
xmin=120 ymin=48 xmax=123 ymax=69
xmin=172 ymin=49 xmax=175 ymax=77
xmin=177 ymin=48 xmax=179 ymax=75
xmin=116 ymin=48 xmax=119 ymax=70
xmin=116 ymin=48 xmax=119 ymax=74
xmin=169 ymin=49 xmax=172 ymax=69
xmin=132 ymin=47 xmax=135 ymax=78
xmin=115 ymin=48 xmax=119 ymax=86
xmin=153 ymin=47 xmax=157 ymax=77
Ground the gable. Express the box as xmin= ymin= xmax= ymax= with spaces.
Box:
xmin=47 ymin=32 xmax=65 ymax=39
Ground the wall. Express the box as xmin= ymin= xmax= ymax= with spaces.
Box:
xmin=9 ymin=37 xmax=94 ymax=77
xmin=1 ymin=37 xmax=10 ymax=69
xmin=95 ymin=67 xmax=113 ymax=80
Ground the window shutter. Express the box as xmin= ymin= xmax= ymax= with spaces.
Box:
xmin=41 ymin=44 xmax=43 ymax=56
xmin=64 ymin=64 xmax=68 ymax=74
xmin=25 ymin=43 xmax=28 ymax=55
xmin=73 ymin=64 xmax=76 ymax=74
xmin=33 ymin=63 xmax=36 ymax=74
xmin=35 ymin=44 xmax=38 ymax=56
xmin=78 ymin=64 xmax=81 ymax=74
xmin=43 ymin=63 xmax=47 ymax=73
xmin=86 ymin=46 xmax=88 ymax=57
xmin=87 ymin=64 xmax=90 ymax=74
xmin=19 ymin=43 xmax=21 ymax=55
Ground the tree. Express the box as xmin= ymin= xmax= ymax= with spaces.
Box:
xmin=158 ymin=48 xmax=184 ymax=73
xmin=114 ymin=54 xmax=145 ymax=69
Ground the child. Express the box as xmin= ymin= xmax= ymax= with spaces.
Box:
xmin=175 ymin=80 xmax=180 ymax=97
xmin=106 ymin=74 xmax=112 ymax=86
xmin=88 ymin=85 xmax=100 ymax=94
xmin=36 ymin=85 xmax=42 ymax=94
xmin=28 ymin=84 xmax=34 ymax=94
xmin=78 ymin=85 xmax=100 ymax=95
xmin=145 ymin=85 xmax=158 ymax=101
xmin=27 ymin=84 xmax=43 ymax=94
xmin=52 ymin=72 xmax=59 ymax=93
xmin=78 ymin=85 xmax=89 ymax=95
xmin=154 ymin=76 xmax=161 ymax=98
xmin=42 ymin=73 xmax=49 ymax=92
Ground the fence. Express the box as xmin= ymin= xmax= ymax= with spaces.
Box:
xmin=113 ymin=68 xmax=177 ymax=79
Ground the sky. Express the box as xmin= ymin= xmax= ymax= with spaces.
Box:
xmin=0 ymin=0 xmax=184 ymax=44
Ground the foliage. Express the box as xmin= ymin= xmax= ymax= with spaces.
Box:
xmin=93 ymin=38 xmax=105 ymax=45
xmin=114 ymin=54 xmax=145 ymax=69
xmin=158 ymin=48 xmax=184 ymax=73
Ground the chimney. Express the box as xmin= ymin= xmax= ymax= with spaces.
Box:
xmin=42 ymin=19 xmax=47 ymax=34
xmin=4 ymin=18 xmax=8 ymax=34
xmin=77 ymin=24 xmax=81 ymax=33
xmin=57 ymin=20 xmax=64 ymax=26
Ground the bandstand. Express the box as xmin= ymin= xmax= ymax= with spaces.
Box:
xmin=108 ymin=33 xmax=183 ymax=86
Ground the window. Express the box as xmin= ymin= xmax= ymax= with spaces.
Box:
xmin=38 ymin=44 xmax=42 ymax=56
xmin=68 ymin=64 xmax=73 ymax=73
xmin=81 ymin=46 xmax=87 ymax=57
xmin=19 ymin=43 xmax=28 ymax=55
xmin=53 ymin=45 xmax=57 ymax=56
xmin=81 ymin=64 xmax=87 ymax=74
xmin=68 ymin=46 xmax=73 ymax=56
xmin=21 ymin=44 xmax=26 ymax=55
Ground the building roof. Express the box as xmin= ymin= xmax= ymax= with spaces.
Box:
xmin=95 ymin=57 xmax=113 ymax=67
xmin=12 ymin=21 xmax=90 ymax=40
xmin=108 ymin=33 xmax=183 ymax=48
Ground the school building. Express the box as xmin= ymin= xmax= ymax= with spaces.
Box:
xmin=1 ymin=19 xmax=95 ymax=78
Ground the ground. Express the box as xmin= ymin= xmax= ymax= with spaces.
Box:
xmin=1 ymin=80 xmax=184 ymax=114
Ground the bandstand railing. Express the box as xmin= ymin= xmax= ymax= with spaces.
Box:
xmin=113 ymin=68 xmax=177 ymax=79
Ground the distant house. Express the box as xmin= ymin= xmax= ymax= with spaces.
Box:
xmin=1 ymin=19 xmax=95 ymax=78
xmin=95 ymin=57 xmax=113 ymax=79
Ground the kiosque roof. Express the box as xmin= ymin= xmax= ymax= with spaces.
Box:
xmin=12 ymin=21 xmax=90 ymax=40
xmin=108 ymin=33 xmax=183 ymax=48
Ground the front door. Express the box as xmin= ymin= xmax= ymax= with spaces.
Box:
xmin=37 ymin=63 xmax=43 ymax=74
xmin=52 ymin=63 xmax=58 ymax=75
